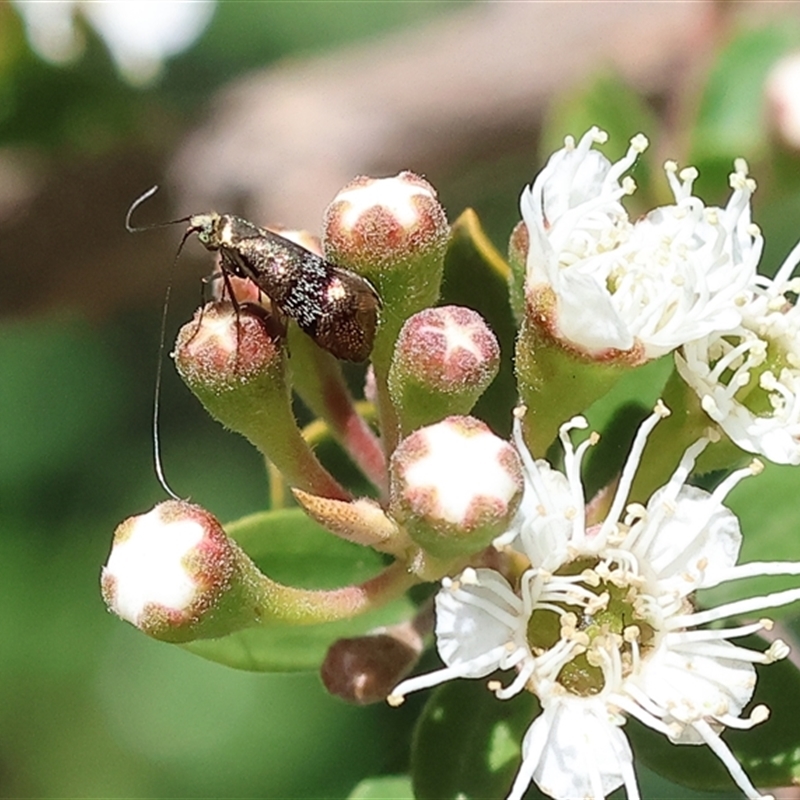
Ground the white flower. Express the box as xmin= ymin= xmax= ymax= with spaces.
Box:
xmin=521 ymin=129 xmax=758 ymax=359
xmin=676 ymin=240 xmax=800 ymax=465
xmin=389 ymin=405 xmax=800 ymax=800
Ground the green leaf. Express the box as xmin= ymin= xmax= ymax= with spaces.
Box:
xmin=226 ymin=508 xmax=385 ymax=589
xmin=702 ymin=461 xmax=800 ymax=615
xmin=181 ymin=508 xmax=415 ymax=671
xmin=410 ymin=678 xmax=544 ymax=800
xmin=631 ymin=638 xmax=800 ymax=791
xmin=692 ymin=24 xmax=800 ymax=168
xmin=348 ymin=775 xmax=414 ymax=800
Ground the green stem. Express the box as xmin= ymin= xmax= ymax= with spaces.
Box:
xmin=287 ymin=326 xmax=388 ymax=496
xmin=258 ymin=560 xmax=417 ymax=626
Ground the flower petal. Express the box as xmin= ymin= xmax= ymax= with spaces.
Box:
xmin=631 ymin=640 xmax=756 ymax=738
xmin=517 ymin=697 xmax=633 ymax=800
xmin=435 ymin=569 xmax=523 ymax=675
xmin=634 ymin=485 xmax=742 ymax=594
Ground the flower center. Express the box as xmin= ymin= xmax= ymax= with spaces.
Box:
xmin=526 ymin=556 xmax=655 ymax=696
xmin=706 ymin=330 xmax=796 ymax=417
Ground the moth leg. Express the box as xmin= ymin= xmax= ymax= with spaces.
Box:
xmin=185 ymin=261 xmax=227 ymax=346
xmin=240 ymin=301 xmax=286 ymax=345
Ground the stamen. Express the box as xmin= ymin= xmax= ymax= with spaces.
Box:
xmin=764 ymin=639 xmax=790 ymax=662
xmin=604 ymin=132 xmax=647 ymax=186
xmin=707 ymin=337 xmax=764 ymax=383
xmin=716 ymin=705 xmax=769 ymax=730
xmin=672 ymin=641 xmax=783 ymax=665
xmin=387 ymin=647 xmax=514 ymax=705
xmin=536 ymin=637 xmax=587 ymax=681
xmin=513 ymin=409 xmax=560 ymax=517
xmin=494 ymin=658 xmax=536 ymax=699
xmin=601 ymin=404 xmax=668 ymax=540
xmin=710 ymin=461 xmax=762 ymax=506
xmin=558 ymin=416 xmax=591 ymax=543
xmin=691 ymin=718 xmax=771 ymax=800
xmin=665 ymin=619 xmax=766 ymax=646
xmin=773 ymin=237 xmax=800 ymax=287
xmin=449 ymin=588 xmax=523 ymax=630
xmin=668 ymin=587 xmax=800 ymax=629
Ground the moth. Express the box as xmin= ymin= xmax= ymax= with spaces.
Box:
xmin=127 ymin=187 xmax=381 ymax=362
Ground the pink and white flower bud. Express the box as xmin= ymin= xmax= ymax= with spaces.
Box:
xmin=101 ymin=501 xmax=264 ymax=643
xmin=390 ymin=416 xmax=523 ymax=559
xmin=323 ymin=171 xmax=451 ymax=454
xmin=766 ymin=52 xmax=800 ymax=151
xmin=389 ymin=306 xmax=500 ymax=433
xmin=323 ymin=171 xmax=449 ymax=277
xmin=174 ymin=301 xmax=283 ymax=392
xmin=175 ymin=301 xmax=350 ymax=501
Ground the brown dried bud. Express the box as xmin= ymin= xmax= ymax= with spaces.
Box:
xmin=321 ymin=626 xmax=424 ymax=705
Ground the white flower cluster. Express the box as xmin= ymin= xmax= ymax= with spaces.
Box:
xmin=390 ymin=406 xmax=800 ymax=800
xmin=521 ymin=128 xmax=800 ymax=465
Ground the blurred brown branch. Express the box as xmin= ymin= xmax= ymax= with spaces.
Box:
xmin=0 ymin=0 xmax=791 ymax=319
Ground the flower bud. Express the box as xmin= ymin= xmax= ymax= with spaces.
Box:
xmin=175 ymin=301 xmax=349 ymax=500
xmin=388 ymin=306 xmax=500 ymax=434
xmin=323 ymin=171 xmax=449 ymax=292
xmin=174 ymin=300 xmax=284 ymax=392
xmin=323 ymin=172 xmax=450 ymax=451
xmin=389 ymin=416 xmax=522 ymax=559
xmin=321 ymin=622 xmax=425 ymax=705
xmin=101 ymin=501 xmax=266 ymax=643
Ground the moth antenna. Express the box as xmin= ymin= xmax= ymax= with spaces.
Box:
xmin=150 ymin=225 xmax=198 ymax=501
xmin=125 ymin=185 xmax=193 ymax=233
xmin=152 ymin=275 xmax=181 ymax=501
xmin=125 ymin=185 xmax=201 ymax=498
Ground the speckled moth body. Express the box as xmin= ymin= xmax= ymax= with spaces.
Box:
xmin=188 ymin=212 xmax=380 ymax=362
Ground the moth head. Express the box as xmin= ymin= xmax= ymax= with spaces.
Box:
xmin=188 ymin=212 xmax=224 ymax=250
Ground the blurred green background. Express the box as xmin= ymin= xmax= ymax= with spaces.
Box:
xmin=3 ymin=2 xmax=800 ymax=798
xmin=0 ymin=4 xmax=451 ymax=797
